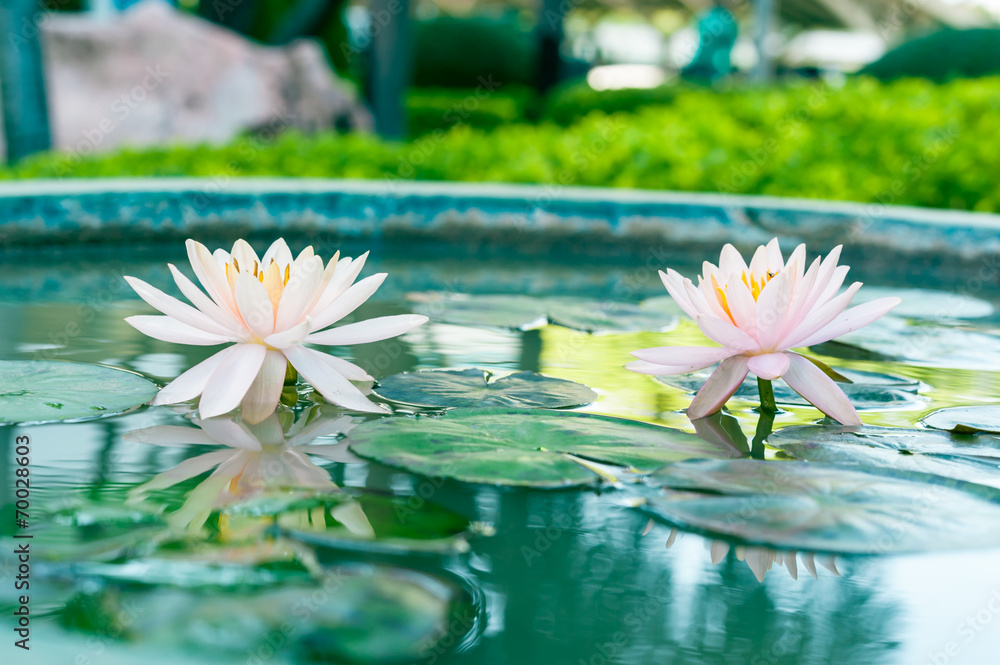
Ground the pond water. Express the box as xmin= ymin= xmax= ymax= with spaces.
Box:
xmin=2 ymin=239 xmax=1000 ymax=665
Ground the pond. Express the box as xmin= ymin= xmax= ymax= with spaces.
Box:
xmin=3 ymin=236 xmax=1000 ymax=665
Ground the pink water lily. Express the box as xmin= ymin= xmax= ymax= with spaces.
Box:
xmin=125 ymin=238 xmax=427 ymax=423
xmin=627 ymin=239 xmax=900 ymax=425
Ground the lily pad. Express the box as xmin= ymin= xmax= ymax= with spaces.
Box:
xmin=346 ymin=408 xmax=742 ymax=488
xmin=922 ymin=406 xmax=1000 ymax=435
xmin=816 ymin=316 xmax=1000 ymax=370
xmin=374 ymin=368 xmax=597 ymax=409
xmin=56 ymin=564 xmax=480 ymax=664
xmin=635 ymin=459 xmax=1000 ymax=554
xmin=771 ymin=439 xmax=1000 ymax=490
xmin=852 ymin=287 xmax=994 ymax=321
xmin=0 ymin=360 xmax=158 ymax=425
xmin=410 ymin=293 xmax=677 ymax=333
xmin=656 ymin=366 xmax=925 ymax=410
xmin=768 ymin=424 xmax=1000 ymax=459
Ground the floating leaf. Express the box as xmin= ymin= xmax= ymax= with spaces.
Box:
xmin=0 ymin=360 xmax=158 ymax=425
xmin=922 ymin=406 xmax=1000 ymax=435
xmin=853 ymin=287 xmax=993 ymax=320
xmin=656 ymin=366 xmax=924 ymax=410
xmin=635 ymin=459 xmax=1000 ymax=554
xmin=346 ymin=408 xmax=742 ymax=488
xmin=768 ymin=424 xmax=1000 ymax=459
xmin=410 ymin=293 xmax=677 ymax=333
xmin=56 ymin=564 xmax=479 ymax=664
xmin=374 ymin=368 xmax=597 ymax=409
xmin=768 ymin=425 xmax=1000 ymax=489
xmin=815 ymin=316 xmax=1000 ymax=370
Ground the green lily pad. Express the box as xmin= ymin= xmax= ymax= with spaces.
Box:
xmin=346 ymin=408 xmax=742 ymax=488
xmin=768 ymin=424 xmax=1000 ymax=459
xmin=768 ymin=425 xmax=1000 ymax=489
xmin=374 ymin=368 xmax=597 ymax=409
xmin=922 ymin=406 xmax=1000 ymax=435
xmin=410 ymin=293 xmax=677 ymax=333
xmin=656 ymin=366 xmax=925 ymax=410
xmin=56 ymin=564 xmax=479 ymax=664
xmin=815 ymin=316 xmax=1000 ymax=370
xmin=0 ymin=360 xmax=158 ymax=425
xmin=852 ymin=287 xmax=994 ymax=320
xmin=635 ymin=459 xmax=1000 ymax=554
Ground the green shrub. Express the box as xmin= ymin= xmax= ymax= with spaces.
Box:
xmin=541 ymin=81 xmax=684 ymax=126
xmin=8 ymin=77 xmax=1000 ymax=212
xmin=861 ymin=29 xmax=1000 ymax=82
xmin=406 ymin=86 xmax=535 ymax=136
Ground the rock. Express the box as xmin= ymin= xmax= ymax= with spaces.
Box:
xmin=20 ymin=0 xmax=371 ymax=160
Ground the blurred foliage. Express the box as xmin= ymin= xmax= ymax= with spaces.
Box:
xmin=541 ymin=81 xmax=683 ymax=126
xmin=407 ymin=85 xmax=536 ymax=137
xmin=861 ymin=29 xmax=1000 ymax=82
xmin=412 ymin=14 xmax=536 ymax=89
xmin=8 ymin=77 xmax=1000 ymax=212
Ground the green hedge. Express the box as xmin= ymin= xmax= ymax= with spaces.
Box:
xmin=861 ymin=29 xmax=1000 ymax=82
xmin=8 ymin=77 xmax=1000 ymax=212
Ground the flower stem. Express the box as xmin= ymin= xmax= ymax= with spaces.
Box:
xmin=757 ymin=378 xmax=777 ymax=414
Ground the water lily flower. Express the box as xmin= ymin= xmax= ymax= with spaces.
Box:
xmin=125 ymin=239 xmax=428 ymax=423
xmin=627 ymin=239 xmax=900 ymax=425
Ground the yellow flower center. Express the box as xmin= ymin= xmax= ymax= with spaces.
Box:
xmin=225 ymin=257 xmax=293 ymax=311
xmin=712 ymin=270 xmax=777 ymax=323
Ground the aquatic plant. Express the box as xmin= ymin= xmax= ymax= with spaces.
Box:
xmin=627 ymin=239 xmax=900 ymax=424
xmin=124 ymin=238 xmax=427 ymax=423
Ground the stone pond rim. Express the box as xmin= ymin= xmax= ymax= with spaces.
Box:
xmin=0 ymin=178 xmax=996 ymax=276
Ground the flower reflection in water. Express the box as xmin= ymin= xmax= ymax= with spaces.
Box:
xmin=652 ymin=522 xmax=840 ymax=583
xmin=124 ymin=405 xmax=368 ymax=533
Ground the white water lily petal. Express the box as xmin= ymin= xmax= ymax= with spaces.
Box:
xmin=187 ymin=239 xmax=240 ymax=318
xmin=780 ymin=282 xmax=862 ymax=350
xmin=747 ymin=352 xmax=790 ymax=380
xmin=234 ymin=272 xmax=275 ymax=338
xmin=307 ymin=314 xmax=428 ymax=346
xmin=754 ymin=269 xmax=792 ymax=351
xmin=695 ymin=315 xmax=758 ymax=352
xmin=795 ymin=297 xmax=902 ymax=349
xmin=263 ymin=319 xmax=311 ymax=350
xmin=782 ymin=353 xmax=861 ymax=426
xmin=308 ymin=272 xmax=387 ymax=332
xmin=151 ymin=346 xmax=240 ymax=405
xmin=284 ymin=345 xmax=388 ymax=413
xmin=630 ymin=346 xmax=733 ymax=368
xmin=198 ymin=344 xmax=268 ymax=418
xmin=125 ymin=276 xmax=237 ymax=338
xmin=126 ymin=315 xmax=233 ymax=346
xmin=168 ymin=264 xmax=244 ymax=334
xmin=240 ymin=350 xmax=287 ymax=424
xmin=659 ymin=270 xmax=700 ymax=319
xmin=687 ymin=355 xmax=750 ymax=420
xmin=261 ymin=238 xmax=293 ymax=269
xmin=312 ymin=252 xmax=369 ymax=314
xmin=275 ymin=254 xmax=324 ymax=331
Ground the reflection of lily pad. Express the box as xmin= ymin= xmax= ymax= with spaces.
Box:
xmin=768 ymin=426 xmax=1000 ymax=489
xmin=814 ymin=316 xmax=1000 ymax=370
xmin=769 ymin=424 xmax=1000 ymax=459
xmin=374 ymin=369 xmax=597 ymax=409
xmin=656 ymin=366 xmax=924 ymax=410
xmin=922 ymin=406 xmax=1000 ymax=435
xmin=0 ymin=360 xmax=158 ymax=425
xmin=57 ymin=564 xmax=479 ymax=664
xmin=852 ymin=287 xmax=993 ymax=320
xmin=410 ymin=293 xmax=677 ymax=333
xmin=346 ymin=408 xmax=742 ymax=488
xmin=635 ymin=459 xmax=1000 ymax=554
